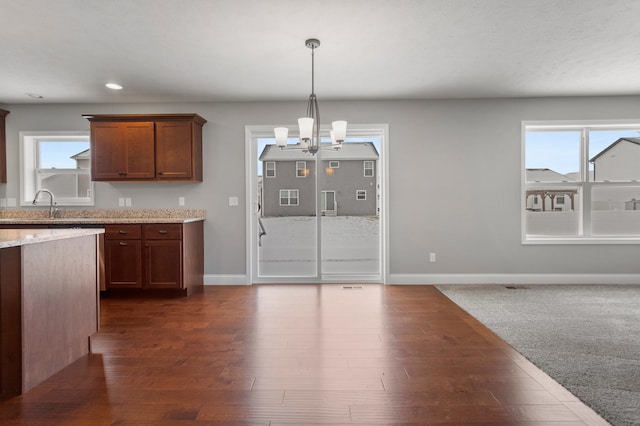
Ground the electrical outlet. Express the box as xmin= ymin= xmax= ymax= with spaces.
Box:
xmin=229 ymin=196 xmax=239 ymax=206
xmin=178 ymin=196 xmax=185 ymax=206
xmin=429 ymin=252 xmax=436 ymax=262
xmin=118 ymin=197 xmax=125 ymax=207
xmin=125 ymin=198 xmax=132 ymax=207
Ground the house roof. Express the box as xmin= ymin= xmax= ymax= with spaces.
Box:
xmin=71 ymin=149 xmax=90 ymax=160
xmin=525 ymin=168 xmax=575 ymax=182
xmin=259 ymin=142 xmax=379 ymax=161
xmin=589 ymin=137 xmax=640 ymax=162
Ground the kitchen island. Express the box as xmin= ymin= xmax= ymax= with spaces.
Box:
xmin=0 ymin=228 xmax=103 ymax=397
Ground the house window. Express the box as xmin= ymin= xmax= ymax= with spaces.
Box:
xmin=279 ymin=189 xmax=299 ymax=206
xmin=364 ymin=161 xmax=374 ymax=177
xmin=19 ymin=131 xmax=94 ymax=206
xmin=296 ymin=161 xmax=308 ymax=178
xmin=356 ymin=190 xmax=367 ymax=200
xmin=265 ymin=162 xmax=276 ymax=178
xmin=329 ymin=161 xmax=339 ymax=168
xmin=523 ymin=121 xmax=640 ymax=243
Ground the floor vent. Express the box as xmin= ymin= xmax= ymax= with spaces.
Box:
xmin=342 ymin=285 xmax=364 ymax=290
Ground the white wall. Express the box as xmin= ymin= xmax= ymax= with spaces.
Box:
xmin=2 ymin=97 xmax=640 ymax=283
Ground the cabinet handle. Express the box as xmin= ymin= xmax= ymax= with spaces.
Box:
xmin=118 ymin=172 xmax=127 ymax=176
xmin=159 ymin=230 xmax=168 ymax=234
xmin=119 ymin=242 xmax=127 ymax=246
xmin=119 ymin=230 xmax=128 ymax=234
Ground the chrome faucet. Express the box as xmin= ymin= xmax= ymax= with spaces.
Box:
xmin=32 ymin=189 xmax=58 ymax=218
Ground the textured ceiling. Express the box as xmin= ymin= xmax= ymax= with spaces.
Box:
xmin=2 ymin=0 xmax=640 ymax=104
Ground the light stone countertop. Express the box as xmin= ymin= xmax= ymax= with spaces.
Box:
xmin=0 ymin=228 xmax=105 ymax=249
xmin=0 ymin=208 xmax=206 ymax=225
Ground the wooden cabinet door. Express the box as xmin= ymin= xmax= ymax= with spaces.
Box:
xmin=155 ymin=121 xmax=193 ymax=180
xmin=105 ymin=239 xmax=142 ymax=288
xmin=91 ymin=122 xmax=154 ymax=180
xmin=122 ymin=122 xmax=155 ymax=179
xmin=144 ymin=240 xmax=182 ymax=289
xmin=91 ymin=122 xmax=125 ymax=180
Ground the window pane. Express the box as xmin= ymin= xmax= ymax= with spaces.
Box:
xmin=591 ymin=186 xmax=640 ymax=235
xmin=589 ymin=130 xmax=640 ymax=182
xmin=38 ymin=141 xmax=90 ymax=168
xmin=38 ymin=171 xmax=90 ymax=198
xmin=525 ymin=131 xmax=580 ymax=181
xmin=525 ymin=186 xmax=581 ymax=236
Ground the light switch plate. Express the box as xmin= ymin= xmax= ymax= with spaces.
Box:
xmin=229 ymin=196 xmax=239 ymax=206
xmin=179 ymin=196 xmax=185 ymax=206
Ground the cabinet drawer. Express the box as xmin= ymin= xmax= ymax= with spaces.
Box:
xmin=104 ymin=224 xmax=142 ymax=240
xmin=144 ymin=224 xmax=182 ymax=240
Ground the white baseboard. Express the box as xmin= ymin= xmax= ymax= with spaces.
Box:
xmin=388 ymin=273 xmax=640 ymax=285
xmin=204 ymin=274 xmax=250 ymax=285
xmin=204 ymin=273 xmax=640 ymax=286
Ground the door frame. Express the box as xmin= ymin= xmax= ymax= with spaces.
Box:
xmin=245 ymin=124 xmax=389 ymax=284
xmin=321 ymin=190 xmax=336 ymax=215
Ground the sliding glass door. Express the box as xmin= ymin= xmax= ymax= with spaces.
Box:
xmin=247 ymin=125 xmax=385 ymax=283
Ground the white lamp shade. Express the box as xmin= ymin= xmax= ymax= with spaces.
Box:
xmin=331 ymin=120 xmax=347 ymax=142
xmin=298 ymin=117 xmax=314 ymax=140
xmin=274 ymin=127 xmax=288 ymax=147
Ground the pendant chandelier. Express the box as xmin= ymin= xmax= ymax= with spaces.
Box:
xmin=274 ymin=38 xmax=347 ymax=155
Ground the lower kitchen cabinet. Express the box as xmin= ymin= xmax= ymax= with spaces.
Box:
xmin=104 ymin=221 xmax=203 ymax=296
xmin=105 ymin=240 xmax=142 ymax=288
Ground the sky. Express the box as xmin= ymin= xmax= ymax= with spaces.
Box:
xmin=525 ymin=129 xmax=640 ymax=175
xmin=39 ymin=141 xmax=89 ymax=168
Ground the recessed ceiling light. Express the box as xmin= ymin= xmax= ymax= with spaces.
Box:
xmin=105 ymin=83 xmax=123 ymax=90
xmin=25 ymin=93 xmax=44 ymax=99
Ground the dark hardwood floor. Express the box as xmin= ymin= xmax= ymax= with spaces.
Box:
xmin=0 ymin=285 xmax=609 ymax=425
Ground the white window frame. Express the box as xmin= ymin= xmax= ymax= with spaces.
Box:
xmin=265 ymin=161 xmax=276 ymax=178
xmin=329 ymin=161 xmax=339 ymax=168
xmin=296 ymin=161 xmax=307 ymax=178
xmin=279 ymin=189 xmax=299 ymax=206
xmin=522 ymin=120 xmax=640 ymax=244
xmin=364 ymin=160 xmax=374 ymax=177
xmin=19 ymin=131 xmax=94 ymax=206
xmin=356 ymin=190 xmax=367 ymax=200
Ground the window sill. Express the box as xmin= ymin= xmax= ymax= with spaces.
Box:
xmin=523 ymin=236 xmax=640 ymax=245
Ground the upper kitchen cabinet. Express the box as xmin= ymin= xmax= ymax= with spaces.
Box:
xmin=155 ymin=120 xmax=203 ymax=181
xmin=90 ymin=121 xmax=155 ymax=180
xmin=0 ymin=109 xmax=9 ymax=183
xmin=83 ymin=114 xmax=207 ymax=182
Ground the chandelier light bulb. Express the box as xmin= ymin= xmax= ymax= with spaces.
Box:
xmin=274 ymin=127 xmax=289 ymax=148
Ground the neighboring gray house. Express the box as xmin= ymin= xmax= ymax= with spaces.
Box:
xmin=590 ymin=137 xmax=640 ymax=182
xmin=590 ymin=137 xmax=640 ymax=211
xmin=259 ymin=142 xmax=379 ymax=217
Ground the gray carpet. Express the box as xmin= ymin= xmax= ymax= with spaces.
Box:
xmin=436 ymin=284 xmax=640 ymax=426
